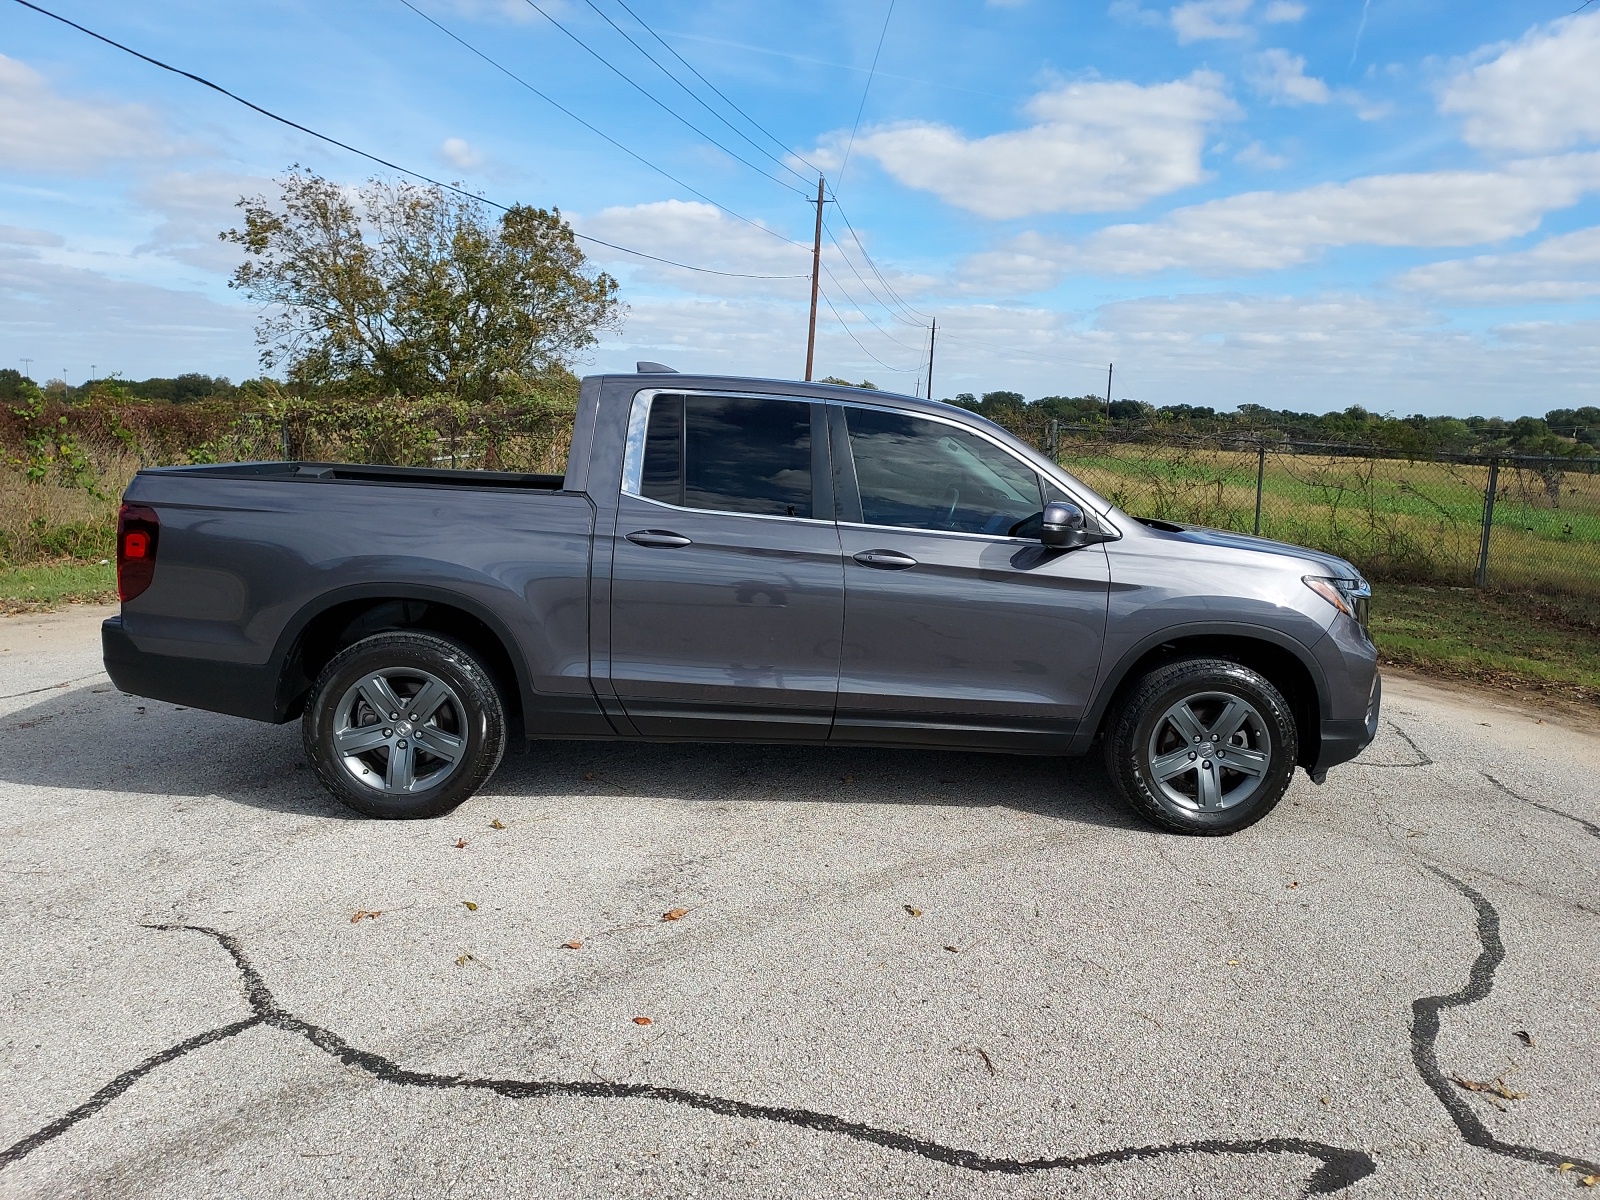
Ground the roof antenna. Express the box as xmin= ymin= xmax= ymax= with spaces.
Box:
xmin=636 ymin=361 xmax=678 ymax=373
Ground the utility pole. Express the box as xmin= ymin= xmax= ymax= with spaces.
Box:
xmin=20 ymin=358 xmax=33 ymax=380
xmin=925 ymin=319 xmax=937 ymax=399
xmin=804 ymin=176 xmax=825 ymax=382
xmin=1104 ymin=362 xmax=1114 ymax=420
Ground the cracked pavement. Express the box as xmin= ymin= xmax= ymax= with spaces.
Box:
xmin=2 ymin=605 xmax=1597 ymax=1198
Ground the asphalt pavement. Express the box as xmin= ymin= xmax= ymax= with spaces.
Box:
xmin=2 ymin=604 xmax=1597 ymax=1199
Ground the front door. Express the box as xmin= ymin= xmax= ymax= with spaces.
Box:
xmin=829 ymin=403 xmax=1110 ymax=751
xmin=608 ymin=392 xmax=843 ymax=740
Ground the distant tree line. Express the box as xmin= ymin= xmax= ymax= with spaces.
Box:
xmin=945 ymin=389 xmax=1599 ymax=458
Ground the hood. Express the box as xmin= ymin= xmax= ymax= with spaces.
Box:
xmin=1137 ymin=518 xmax=1362 ymax=580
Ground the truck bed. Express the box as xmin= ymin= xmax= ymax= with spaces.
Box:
xmin=137 ymin=461 xmax=567 ymax=491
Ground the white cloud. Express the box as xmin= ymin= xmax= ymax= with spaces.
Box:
xmin=1439 ymin=12 xmax=1600 ymax=154
xmin=579 ymin=200 xmax=815 ymax=297
xmin=809 ymin=72 xmax=1239 ymax=220
xmin=0 ymin=250 xmax=256 ymax=379
xmin=1171 ymin=0 xmax=1254 ymax=43
xmin=1235 ymin=141 xmax=1289 ymax=169
xmin=439 ymin=138 xmax=485 ymax=171
xmin=0 ymin=225 xmax=64 ymax=247
xmin=132 ymin=172 xmax=273 ymax=274
xmin=1261 ymin=1 xmax=1305 ymax=22
xmin=1251 ymin=49 xmax=1330 ymax=105
xmin=0 ymin=54 xmax=168 ymax=174
xmin=1394 ymin=227 xmax=1600 ymax=304
xmin=957 ymin=154 xmax=1600 ymax=285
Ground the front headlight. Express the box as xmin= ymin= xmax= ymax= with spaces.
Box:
xmin=1304 ymin=575 xmax=1371 ymax=627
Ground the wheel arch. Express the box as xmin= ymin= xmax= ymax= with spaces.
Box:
xmin=1080 ymin=623 xmax=1328 ymax=769
xmin=269 ymin=584 xmax=530 ymax=738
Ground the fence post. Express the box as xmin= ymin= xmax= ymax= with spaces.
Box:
xmin=1253 ymin=440 xmax=1266 ymax=536
xmin=1048 ymin=418 xmax=1058 ymax=462
xmin=1475 ymin=457 xmax=1500 ymax=588
xmin=280 ymin=416 xmax=290 ymax=462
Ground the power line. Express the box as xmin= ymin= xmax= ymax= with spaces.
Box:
xmin=818 ymin=259 xmax=924 ymax=354
xmin=576 ymin=0 xmax=813 ymax=191
xmin=12 ymin=0 xmax=805 ymax=280
xmin=936 ymin=331 xmax=1122 ymax=375
xmin=516 ymin=0 xmax=809 ymax=198
xmin=401 ymin=1 xmax=809 ymax=253
xmin=835 ymin=0 xmax=896 ymax=193
xmin=829 ymin=191 xmax=931 ymax=324
xmin=606 ymin=0 xmax=824 ymax=177
xmin=817 ymin=283 xmax=919 ymax=376
xmin=823 ymin=221 xmax=926 ymax=332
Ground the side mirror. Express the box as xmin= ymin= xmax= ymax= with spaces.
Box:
xmin=1041 ymin=501 xmax=1087 ymax=548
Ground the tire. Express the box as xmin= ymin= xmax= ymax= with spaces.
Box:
xmin=1104 ymin=658 xmax=1298 ymax=836
xmin=302 ymin=631 xmax=506 ymax=819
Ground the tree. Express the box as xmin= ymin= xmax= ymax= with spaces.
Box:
xmin=222 ymin=167 xmax=622 ymax=402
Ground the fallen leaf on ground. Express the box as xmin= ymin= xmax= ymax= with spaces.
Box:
xmin=904 ymin=905 xmax=922 ymax=917
xmin=1226 ymin=959 xmax=1240 ymax=966
xmin=944 ymin=945 xmax=959 ymax=953
xmin=1514 ymin=1030 xmax=1534 ymax=1047
xmin=351 ymin=910 xmax=382 ymax=923
xmin=454 ymin=952 xmax=478 ymax=967
xmin=1452 ymin=1074 xmax=1527 ymax=1101
xmin=454 ymin=838 xmax=468 ymax=849
xmin=1285 ymin=881 xmax=1300 ymax=889
xmin=461 ymin=900 xmax=478 ymax=911
xmin=490 ymin=818 xmax=506 ymax=830
xmin=1560 ymin=1164 xmax=1574 ymax=1172
xmin=561 ymin=939 xmax=583 ymax=950
xmin=632 ymin=1016 xmax=652 ymax=1025
xmin=661 ymin=907 xmax=690 ymax=922
xmin=1582 ymin=1176 xmax=1598 ymax=1188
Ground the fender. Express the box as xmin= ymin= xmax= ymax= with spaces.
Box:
xmin=1069 ymin=620 xmax=1331 ymax=755
xmin=266 ymin=581 xmax=542 ymax=724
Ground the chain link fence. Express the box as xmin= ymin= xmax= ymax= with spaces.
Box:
xmin=1037 ymin=425 xmax=1600 ymax=596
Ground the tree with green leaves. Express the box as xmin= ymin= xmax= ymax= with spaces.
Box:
xmin=222 ymin=167 xmax=623 ymax=403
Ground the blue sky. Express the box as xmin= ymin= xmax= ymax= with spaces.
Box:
xmin=3 ymin=0 xmax=1599 ymax=416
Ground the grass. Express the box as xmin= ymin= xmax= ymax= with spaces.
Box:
xmin=0 ymin=559 xmax=117 ymax=613
xmin=1369 ymin=583 xmax=1600 ymax=706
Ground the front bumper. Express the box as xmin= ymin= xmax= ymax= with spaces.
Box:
xmin=1310 ymin=671 xmax=1381 ymax=782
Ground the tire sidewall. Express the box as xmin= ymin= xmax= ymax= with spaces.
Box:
xmin=1111 ymin=660 xmax=1298 ymax=835
xmin=303 ymin=632 xmax=504 ymax=819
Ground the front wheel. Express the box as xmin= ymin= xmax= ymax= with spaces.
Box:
xmin=1104 ymin=658 xmax=1298 ymax=835
xmin=303 ymin=631 xmax=506 ymax=819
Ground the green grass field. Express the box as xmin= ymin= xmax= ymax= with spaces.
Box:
xmin=0 ymin=559 xmax=116 ymax=612
xmin=1060 ymin=443 xmax=1600 ymax=594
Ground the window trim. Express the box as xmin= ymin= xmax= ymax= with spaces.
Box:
xmin=832 ymin=399 xmax=1112 ymax=543
xmin=621 ymin=388 xmax=833 ymax=525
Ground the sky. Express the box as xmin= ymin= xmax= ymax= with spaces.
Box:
xmin=3 ymin=0 xmax=1600 ymax=418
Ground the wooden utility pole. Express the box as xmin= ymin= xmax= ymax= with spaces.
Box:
xmin=925 ymin=319 xmax=937 ymax=398
xmin=805 ymin=176 xmax=825 ymax=381
xmin=1105 ymin=362 xmax=1114 ymax=419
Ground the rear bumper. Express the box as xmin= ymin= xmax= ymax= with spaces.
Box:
xmin=102 ymin=615 xmax=281 ymax=722
xmin=1311 ymin=671 xmax=1381 ymax=780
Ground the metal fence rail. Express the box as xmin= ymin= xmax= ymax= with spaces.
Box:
xmin=1035 ymin=425 xmax=1600 ymax=596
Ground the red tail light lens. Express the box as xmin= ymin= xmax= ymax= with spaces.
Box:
xmin=117 ymin=503 xmax=160 ymax=602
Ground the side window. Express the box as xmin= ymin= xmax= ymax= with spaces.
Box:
xmin=844 ymin=406 xmax=1045 ymax=536
xmin=638 ymin=394 xmax=813 ymax=519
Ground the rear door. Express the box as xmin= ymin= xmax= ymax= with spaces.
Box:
xmin=608 ymin=391 xmax=843 ymax=739
xmin=829 ymin=402 xmax=1110 ymax=751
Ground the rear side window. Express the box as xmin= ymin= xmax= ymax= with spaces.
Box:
xmin=639 ymin=394 xmax=813 ymax=519
xmin=844 ymin=406 xmax=1044 ymax=535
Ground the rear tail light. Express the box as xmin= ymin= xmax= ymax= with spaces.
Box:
xmin=117 ymin=503 xmax=160 ymax=602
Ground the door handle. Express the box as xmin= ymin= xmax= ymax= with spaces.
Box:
xmin=853 ymin=548 xmax=918 ymax=570
xmin=626 ymin=530 xmax=692 ymax=548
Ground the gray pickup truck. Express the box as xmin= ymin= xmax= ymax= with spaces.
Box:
xmin=103 ymin=367 xmax=1379 ymax=834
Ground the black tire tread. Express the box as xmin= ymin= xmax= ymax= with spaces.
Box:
xmin=302 ymin=631 xmax=505 ymax=819
xmin=1104 ymin=657 xmax=1298 ymax=836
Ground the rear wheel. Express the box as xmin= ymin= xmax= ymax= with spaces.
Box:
xmin=1105 ymin=658 xmax=1297 ymax=835
xmin=303 ymin=631 xmax=505 ymax=819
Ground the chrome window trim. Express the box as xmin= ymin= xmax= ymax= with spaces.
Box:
xmin=836 ymin=519 xmax=1043 ymax=546
xmin=620 ymin=387 xmax=830 ymax=525
xmin=835 ymin=398 xmax=1119 ymax=540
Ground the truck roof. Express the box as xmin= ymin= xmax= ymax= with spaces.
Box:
xmin=586 ymin=371 xmax=971 ymax=423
